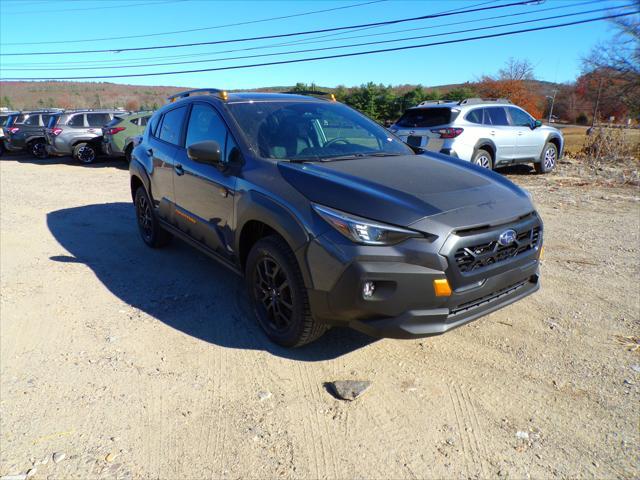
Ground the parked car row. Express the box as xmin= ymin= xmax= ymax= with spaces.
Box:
xmin=0 ymin=108 xmax=152 ymax=163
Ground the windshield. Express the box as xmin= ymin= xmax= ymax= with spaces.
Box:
xmin=227 ymin=101 xmax=413 ymax=161
xmin=396 ymin=107 xmax=455 ymax=128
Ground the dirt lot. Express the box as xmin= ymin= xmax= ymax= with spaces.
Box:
xmin=1 ymin=153 xmax=638 ymax=479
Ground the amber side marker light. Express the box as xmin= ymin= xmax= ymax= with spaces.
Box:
xmin=433 ymin=278 xmax=452 ymax=297
xmin=539 ymin=246 xmax=545 ymax=260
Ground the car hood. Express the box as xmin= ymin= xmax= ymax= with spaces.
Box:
xmin=278 ymin=154 xmax=535 ymax=233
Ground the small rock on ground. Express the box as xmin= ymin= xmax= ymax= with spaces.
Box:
xmin=257 ymin=391 xmax=272 ymax=401
xmin=52 ymin=452 xmax=66 ymax=463
xmin=328 ymin=380 xmax=372 ymax=401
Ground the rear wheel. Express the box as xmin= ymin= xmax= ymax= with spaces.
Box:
xmin=246 ymin=235 xmax=327 ymax=347
xmin=134 ymin=186 xmax=171 ymax=248
xmin=73 ymin=143 xmax=97 ymax=164
xmin=30 ymin=139 xmax=48 ymax=159
xmin=472 ymin=148 xmax=493 ymax=169
xmin=535 ymin=142 xmax=557 ymax=174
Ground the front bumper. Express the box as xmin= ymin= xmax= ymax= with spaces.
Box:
xmin=304 ymin=215 xmax=542 ymax=339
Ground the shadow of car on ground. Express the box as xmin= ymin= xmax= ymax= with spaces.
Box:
xmin=46 ymin=202 xmax=375 ymax=361
xmin=1 ymin=152 xmax=128 ymax=170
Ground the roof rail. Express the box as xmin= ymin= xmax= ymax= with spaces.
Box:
xmin=283 ymin=90 xmax=337 ymax=101
xmin=167 ymin=88 xmax=228 ymax=102
xmin=417 ymin=99 xmax=456 ymax=106
xmin=457 ymin=97 xmax=511 ymax=105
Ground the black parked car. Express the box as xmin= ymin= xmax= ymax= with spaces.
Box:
xmin=4 ymin=109 xmax=62 ymax=158
xmin=130 ymin=89 xmax=543 ymax=347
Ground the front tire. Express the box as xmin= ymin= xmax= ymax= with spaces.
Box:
xmin=134 ymin=186 xmax=171 ymax=248
xmin=246 ymin=235 xmax=327 ymax=347
xmin=30 ymin=139 xmax=48 ymax=159
xmin=472 ymin=148 xmax=493 ymax=169
xmin=73 ymin=143 xmax=97 ymax=164
xmin=535 ymin=142 xmax=557 ymax=174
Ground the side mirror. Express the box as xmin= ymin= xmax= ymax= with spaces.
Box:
xmin=532 ymin=120 xmax=542 ymax=129
xmin=187 ymin=140 xmax=222 ymax=166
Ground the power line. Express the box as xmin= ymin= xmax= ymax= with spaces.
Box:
xmin=3 ymin=11 xmax=635 ymax=81
xmin=0 ymin=1 xmax=536 ymax=56
xmin=1 ymin=0 xmax=186 ymax=15
xmin=0 ymin=0 xmax=389 ymax=45
xmin=4 ymin=5 xmax=629 ymax=72
xmin=0 ymin=0 xmax=604 ymax=71
xmin=1 ymin=0 xmax=508 ymax=67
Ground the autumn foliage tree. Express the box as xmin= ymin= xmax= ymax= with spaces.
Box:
xmin=475 ymin=58 xmax=544 ymax=118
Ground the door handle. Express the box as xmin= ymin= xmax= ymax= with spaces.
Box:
xmin=490 ymin=130 xmax=496 ymax=136
xmin=175 ymin=164 xmax=184 ymax=176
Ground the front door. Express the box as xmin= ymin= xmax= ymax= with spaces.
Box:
xmin=508 ymin=107 xmax=544 ymax=160
xmin=483 ymin=107 xmax=515 ymax=162
xmin=173 ymin=102 xmax=236 ymax=256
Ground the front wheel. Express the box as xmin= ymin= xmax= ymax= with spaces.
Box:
xmin=472 ymin=148 xmax=493 ymax=169
xmin=246 ymin=235 xmax=327 ymax=347
xmin=134 ymin=186 xmax=171 ymax=248
xmin=535 ymin=142 xmax=557 ymax=174
xmin=73 ymin=143 xmax=97 ymax=164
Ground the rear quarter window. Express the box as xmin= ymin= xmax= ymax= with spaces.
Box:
xmin=87 ymin=113 xmax=112 ymax=127
xmin=67 ymin=114 xmax=85 ymax=127
xmin=465 ymin=109 xmax=483 ymax=124
xmin=396 ymin=108 xmax=456 ymax=128
xmin=23 ymin=115 xmax=40 ymax=126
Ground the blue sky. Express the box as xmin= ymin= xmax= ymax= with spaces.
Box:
xmin=0 ymin=0 xmax=633 ymax=88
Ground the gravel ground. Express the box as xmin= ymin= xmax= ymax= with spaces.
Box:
xmin=1 ymin=154 xmax=638 ymax=479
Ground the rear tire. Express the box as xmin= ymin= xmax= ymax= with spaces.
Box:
xmin=246 ymin=235 xmax=327 ymax=347
xmin=73 ymin=143 xmax=97 ymax=164
xmin=134 ymin=186 xmax=171 ymax=248
xmin=535 ymin=142 xmax=557 ymax=174
xmin=30 ymin=139 xmax=48 ymax=159
xmin=472 ymin=148 xmax=493 ymax=169
xmin=124 ymin=144 xmax=133 ymax=164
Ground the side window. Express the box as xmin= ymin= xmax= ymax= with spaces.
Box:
xmin=484 ymin=107 xmax=509 ymax=126
xmin=465 ymin=109 xmax=483 ymax=124
xmin=87 ymin=113 xmax=112 ymax=127
xmin=140 ymin=116 xmax=149 ymax=126
xmin=508 ymin=107 xmax=533 ymax=127
xmin=68 ymin=114 xmax=85 ymax=127
xmin=185 ymin=104 xmax=227 ymax=158
xmin=24 ymin=115 xmax=40 ymax=126
xmin=158 ymin=106 xmax=187 ymax=146
xmin=148 ymin=114 xmax=160 ymax=137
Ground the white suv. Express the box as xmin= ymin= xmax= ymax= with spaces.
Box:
xmin=390 ymin=98 xmax=564 ymax=174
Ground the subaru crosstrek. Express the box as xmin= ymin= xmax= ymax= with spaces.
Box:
xmin=130 ymin=89 xmax=543 ymax=347
xmin=390 ymin=98 xmax=564 ymax=174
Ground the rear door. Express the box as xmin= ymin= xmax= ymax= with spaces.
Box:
xmin=173 ymin=102 xmax=237 ymax=255
xmin=483 ymin=107 xmax=515 ymax=162
xmin=508 ymin=107 xmax=546 ymax=159
xmin=147 ymin=106 xmax=187 ymax=219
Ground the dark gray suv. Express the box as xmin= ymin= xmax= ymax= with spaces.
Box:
xmin=130 ymin=89 xmax=543 ymax=347
xmin=4 ymin=110 xmax=62 ymax=158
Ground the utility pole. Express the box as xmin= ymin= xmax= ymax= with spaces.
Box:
xmin=591 ymin=77 xmax=604 ymax=127
xmin=547 ymin=90 xmax=557 ymax=123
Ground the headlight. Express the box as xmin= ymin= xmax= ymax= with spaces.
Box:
xmin=312 ymin=204 xmax=422 ymax=245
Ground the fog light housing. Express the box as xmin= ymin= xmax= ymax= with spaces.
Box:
xmin=433 ymin=278 xmax=452 ymax=297
xmin=363 ymin=281 xmax=376 ymax=299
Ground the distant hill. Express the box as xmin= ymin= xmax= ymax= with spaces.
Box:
xmin=0 ymin=79 xmax=561 ymax=111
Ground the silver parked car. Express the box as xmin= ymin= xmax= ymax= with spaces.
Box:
xmin=390 ymin=98 xmax=564 ymax=174
xmin=45 ymin=109 xmax=128 ymax=163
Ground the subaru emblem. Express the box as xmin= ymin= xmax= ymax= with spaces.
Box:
xmin=498 ymin=229 xmax=517 ymax=246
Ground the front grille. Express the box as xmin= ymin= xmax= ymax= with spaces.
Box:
xmin=450 ymin=280 xmax=528 ymax=316
xmin=455 ymin=226 xmax=541 ymax=273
